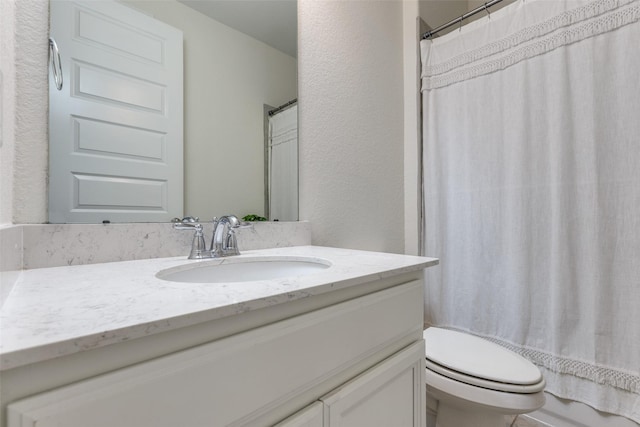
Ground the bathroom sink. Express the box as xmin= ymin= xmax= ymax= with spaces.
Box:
xmin=156 ymin=256 xmax=332 ymax=283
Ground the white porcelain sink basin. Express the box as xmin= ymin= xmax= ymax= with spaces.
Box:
xmin=157 ymin=256 xmax=332 ymax=283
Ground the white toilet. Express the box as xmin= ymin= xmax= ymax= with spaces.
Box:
xmin=423 ymin=327 xmax=546 ymax=427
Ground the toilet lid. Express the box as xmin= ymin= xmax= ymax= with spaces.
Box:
xmin=423 ymin=328 xmax=543 ymax=386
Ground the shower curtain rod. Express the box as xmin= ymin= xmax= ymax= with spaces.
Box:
xmin=421 ymin=0 xmax=504 ymax=39
xmin=268 ymin=98 xmax=297 ymax=116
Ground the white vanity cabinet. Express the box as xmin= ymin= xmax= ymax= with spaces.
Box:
xmin=275 ymin=402 xmax=324 ymax=427
xmin=320 ymin=341 xmax=425 ymax=427
xmin=276 ymin=342 xmax=425 ymax=427
xmin=6 ymin=279 xmax=426 ymax=427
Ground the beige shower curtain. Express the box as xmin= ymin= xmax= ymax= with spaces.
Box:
xmin=421 ymin=0 xmax=640 ymax=422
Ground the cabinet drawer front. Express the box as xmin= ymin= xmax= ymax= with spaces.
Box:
xmin=8 ymin=281 xmax=423 ymax=427
xmin=274 ymin=401 xmax=324 ymax=427
xmin=321 ymin=341 xmax=426 ymax=427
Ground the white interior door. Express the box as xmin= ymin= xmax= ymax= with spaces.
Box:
xmin=49 ymin=0 xmax=183 ymax=223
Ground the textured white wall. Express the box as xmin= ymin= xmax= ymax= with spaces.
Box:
xmin=0 ymin=0 xmax=48 ymax=225
xmin=298 ymin=0 xmax=405 ymax=253
xmin=0 ymin=0 xmax=17 ymax=225
xmin=466 ymin=0 xmax=516 ymax=24
xmin=419 ymin=0 xmax=469 ymax=33
xmin=11 ymin=0 xmax=48 ymax=224
xmin=420 ymin=1 xmax=517 ymax=34
xmin=403 ymin=0 xmax=423 ymax=256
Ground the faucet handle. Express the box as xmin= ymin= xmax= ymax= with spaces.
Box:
xmin=174 ymin=222 xmax=209 ymax=259
xmin=188 ymin=224 xmax=208 ymax=259
xmin=227 ymin=222 xmax=253 ymax=236
xmin=173 ymin=216 xmax=201 ymax=230
xmin=223 ymin=215 xmax=252 ymax=229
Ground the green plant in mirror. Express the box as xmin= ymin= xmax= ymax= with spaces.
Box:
xmin=242 ymin=214 xmax=267 ymax=222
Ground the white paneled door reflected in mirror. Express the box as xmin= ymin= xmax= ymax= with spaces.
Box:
xmin=48 ymin=0 xmax=298 ymax=223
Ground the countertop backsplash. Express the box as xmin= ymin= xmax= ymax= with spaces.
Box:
xmin=22 ymin=221 xmax=311 ymax=269
xmin=0 ymin=225 xmax=23 ymax=307
xmin=0 ymin=221 xmax=311 ymax=306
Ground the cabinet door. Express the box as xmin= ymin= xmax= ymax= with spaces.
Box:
xmin=274 ymin=401 xmax=323 ymax=427
xmin=320 ymin=341 xmax=425 ymax=427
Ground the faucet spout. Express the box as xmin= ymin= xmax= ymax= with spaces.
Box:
xmin=211 ymin=215 xmax=242 ymax=257
xmin=174 ymin=214 xmax=250 ymax=259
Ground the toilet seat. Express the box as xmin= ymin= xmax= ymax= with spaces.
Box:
xmin=424 ymin=328 xmax=545 ymax=394
xmin=425 ymin=357 xmax=545 ymax=393
xmin=424 ymin=365 xmax=546 ymax=415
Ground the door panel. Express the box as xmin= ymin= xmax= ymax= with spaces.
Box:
xmin=274 ymin=402 xmax=323 ymax=427
xmin=49 ymin=0 xmax=183 ymax=223
xmin=321 ymin=341 xmax=426 ymax=427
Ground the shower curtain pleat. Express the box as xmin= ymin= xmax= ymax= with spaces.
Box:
xmin=421 ymin=0 xmax=640 ymax=422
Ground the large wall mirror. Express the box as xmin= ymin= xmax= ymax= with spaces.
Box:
xmin=48 ymin=0 xmax=297 ymax=223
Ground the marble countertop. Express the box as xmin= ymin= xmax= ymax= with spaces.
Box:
xmin=0 ymin=246 xmax=438 ymax=371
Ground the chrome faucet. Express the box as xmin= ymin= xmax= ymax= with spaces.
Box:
xmin=172 ymin=215 xmax=250 ymax=259
xmin=210 ymin=215 xmax=242 ymax=257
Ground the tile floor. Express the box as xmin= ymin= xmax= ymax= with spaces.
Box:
xmin=510 ymin=415 xmax=553 ymax=427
